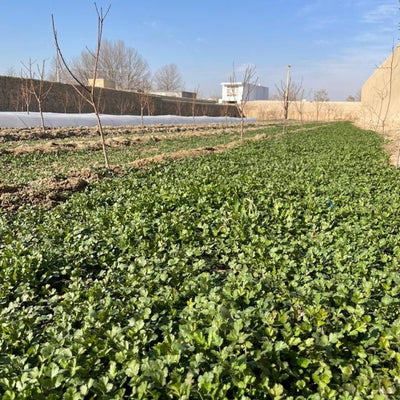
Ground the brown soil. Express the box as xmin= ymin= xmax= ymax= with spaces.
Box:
xmin=0 ymin=168 xmax=98 ymax=211
xmin=0 ymin=121 xmax=308 ymax=156
xmin=0 ymin=122 xmax=261 ymax=143
xmin=1 ymin=129 xmax=232 ymax=156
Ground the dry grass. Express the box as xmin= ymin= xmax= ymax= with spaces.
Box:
xmin=382 ymin=130 xmax=400 ymax=166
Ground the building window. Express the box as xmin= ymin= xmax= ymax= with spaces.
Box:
xmin=227 ymin=87 xmax=236 ymax=97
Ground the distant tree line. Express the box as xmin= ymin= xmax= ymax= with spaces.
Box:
xmin=8 ymin=40 xmax=184 ymax=93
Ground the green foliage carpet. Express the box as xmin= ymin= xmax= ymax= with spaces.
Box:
xmin=1 ymin=122 xmax=400 ymax=399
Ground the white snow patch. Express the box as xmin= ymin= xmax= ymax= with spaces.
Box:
xmin=0 ymin=112 xmax=255 ymax=128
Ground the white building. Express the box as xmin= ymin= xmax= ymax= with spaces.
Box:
xmin=87 ymin=78 xmax=116 ymax=89
xmin=220 ymin=82 xmax=269 ymax=103
xmin=150 ymin=90 xmax=197 ymax=99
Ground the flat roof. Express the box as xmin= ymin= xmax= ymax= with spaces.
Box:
xmin=221 ymin=82 xmax=243 ymax=86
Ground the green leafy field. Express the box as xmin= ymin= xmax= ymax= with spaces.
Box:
xmin=1 ymin=122 xmax=400 ymax=399
xmin=0 ymin=124 xmax=294 ymax=185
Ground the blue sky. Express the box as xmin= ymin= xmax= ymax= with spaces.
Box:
xmin=0 ymin=0 xmax=398 ymax=100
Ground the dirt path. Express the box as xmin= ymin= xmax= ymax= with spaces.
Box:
xmin=1 ymin=129 xmax=239 ymax=156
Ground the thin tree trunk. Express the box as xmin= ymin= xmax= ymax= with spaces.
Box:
xmin=240 ymin=113 xmax=244 ymax=141
xmin=38 ymin=102 xmax=45 ymax=132
xmin=283 ymin=65 xmax=291 ymax=134
xmin=93 ymin=103 xmax=110 ymax=170
xmin=52 ymin=4 xmax=111 ymax=170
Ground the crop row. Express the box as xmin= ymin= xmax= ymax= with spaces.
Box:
xmin=1 ymin=122 xmax=400 ymax=398
xmin=0 ymin=123 xmax=312 ymax=185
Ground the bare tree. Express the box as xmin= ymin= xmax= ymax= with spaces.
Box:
xmin=326 ymin=103 xmax=339 ymax=121
xmin=229 ymin=64 xmax=258 ymax=140
xmin=117 ymin=95 xmax=133 ymax=115
xmin=20 ymin=71 xmax=32 ymax=114
xmin=46 ymin=56 xmax=66 ymax=83
xmin=96 ymin=87 xmax=106 ymax=114
xmin=52 ymin=3 xmax=111 ymax=170
xmin=283 ymin=65 xmax=291 ymax=129
xmin=146 ymin=95 xmax=155 ymax=116
xmin=6 ymin=66 xmax=18 ymax=77
xmin=313 ymin=89 xmax=329 ymax=122
xmin=154 ymin=63 xmax=183 ymax=91
xmin=191 ymin=86 xmax=199 ymax=123
xmin=293 ymin=87 xmax=306 ymax=125
xmin=375 ymin=44 xmax=397 ymax=133
xmin=72 ymin=91 xmax=85 ymax=114
xmin=268 ymin=93 xmax=280 ymax=100
xmin=11 ymin=78 xmax=22 ymax=111
xmin=70 ymin=39 xmax=150 ymax=90
xmin=175 ymin=98 xmax=183 ymax=116
xmin=274 ymin=75 xmax=303 ymax=128
xmin=221 ymin=102 xmax=230 ymax=124
xmin=22 ymin=58 xmax=53 ymax=132
xmin=137 ymin=77 xmax=152 ymax=130
xmin=200 ymin=102 xmax=209 ymax=116
xmin=62 ymin=87 xmax=70 ymax=113
xmin=0 ymin=80 xmax=11 ymax=110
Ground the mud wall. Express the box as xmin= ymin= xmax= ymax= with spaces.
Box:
xmin=244 ymin=100 xmax=362 ymax=123
xmin=245 ymin=45 xmax=400 ymax=133
xmin=0 ymin=75 xmax=238 ymax=118
xmin=360 ymin=44 xmax=400 ymax=133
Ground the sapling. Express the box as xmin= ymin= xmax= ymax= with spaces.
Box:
xmin=52 ymin=3 xmax=111 ymax=170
